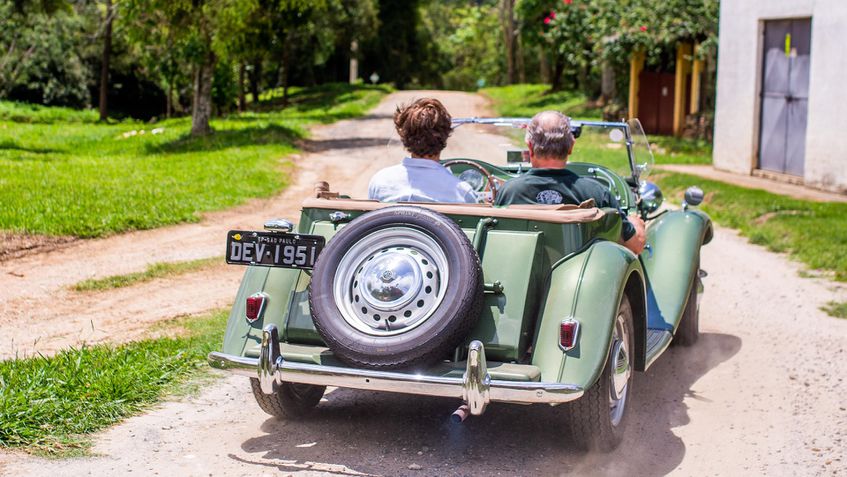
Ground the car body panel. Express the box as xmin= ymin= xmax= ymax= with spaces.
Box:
xmin=531 ymin=240 xmax=644 ymax=387
xmin=641 ymin=209 xmax=713 ymax=332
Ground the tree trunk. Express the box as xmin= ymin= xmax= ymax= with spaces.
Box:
xmin=250 ymin=59 xmax=261 ymax=106
xmin=281 ymin=36 xmax=290 ymax=107
xmin=191 ymin=51 xmax=216 ymax=136
xmin=238 ymin=62 xmax=246 ymax=113
xmin=600 ymin=59 xmax=616 ymax=105
xmin=550 ymin=56 xmax=565 ymax=92
xmin=516 ymin=35 xmax=525 ymax=84
xmin=500 ymin=0 xmax=517 ymax=84
xmin=539 ymin=47 xmax=550 ymax=84
xmin=166 ymin=81 xmax=172 ymax=118
xmin=98 ymin=0 xmax=113 ymax=122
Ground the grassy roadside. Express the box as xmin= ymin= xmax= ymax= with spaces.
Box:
xmin=656 ymin=172 xmax=847 ymax=282
xmin=0 ymin=310 xmax=227 ymax=456
xmin=71 ymin=257 xmax=222 ymax=292
xmin=0 ymin=83 xmax=390 ymax=238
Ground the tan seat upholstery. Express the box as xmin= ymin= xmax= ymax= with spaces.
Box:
xmin=300 ymin=198 xmax=605 ymax=224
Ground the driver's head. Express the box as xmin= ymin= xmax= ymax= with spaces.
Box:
xmin=525 ymin=111 xmax=575 ymax=165
xmin=394 ymin=98 xmax=452 ymax=159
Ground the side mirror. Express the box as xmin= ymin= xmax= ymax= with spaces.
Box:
xmin=683 ymin=186 xmax=704 ymax=208
xmin=638 ymin=181 xmax=664 ymax=213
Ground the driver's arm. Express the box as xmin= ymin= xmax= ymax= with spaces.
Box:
xmin=621 ymin=215 xmax=646 ymax=255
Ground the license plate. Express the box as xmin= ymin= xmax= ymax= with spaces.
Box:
xmin=226 ymin=230 xmax=325 ymax=269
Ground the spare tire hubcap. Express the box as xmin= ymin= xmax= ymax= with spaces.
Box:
xmin=333 ymin=227 xmax=448 ymax=336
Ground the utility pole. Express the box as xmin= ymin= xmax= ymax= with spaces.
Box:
xmin=349 ymin=40 xmax=358 ymax=84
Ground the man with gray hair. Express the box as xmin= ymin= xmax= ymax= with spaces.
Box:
xmin=495 ymin=110 xmax=646 ymax=255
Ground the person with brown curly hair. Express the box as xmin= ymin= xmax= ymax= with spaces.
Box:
xmin=368 ymin=98 xmax=477 ymax=203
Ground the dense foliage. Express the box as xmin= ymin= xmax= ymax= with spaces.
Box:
xmin=1 ymin=0 xmax=719 ymax=128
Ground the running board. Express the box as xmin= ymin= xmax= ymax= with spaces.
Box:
xmin=645 ymin=329 xmax=673 ymax=370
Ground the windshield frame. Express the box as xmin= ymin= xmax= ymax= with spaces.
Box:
xmin=451 ymin=117 xmax=640 ymax=182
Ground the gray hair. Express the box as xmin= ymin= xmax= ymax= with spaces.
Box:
xmin=524 ymin=111 xmax=574 ymax=159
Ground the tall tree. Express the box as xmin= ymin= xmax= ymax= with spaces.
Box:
xmin=499 ymin=0 xmax=517 ymax=84
xmin=123 ymin=0 xmax=258 ymax=135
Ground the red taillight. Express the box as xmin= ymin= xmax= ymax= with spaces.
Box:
xmin=559 ymin=319 xmax=580 ymax=351
xmin=246 ymin=293 xmax=267 ymax=322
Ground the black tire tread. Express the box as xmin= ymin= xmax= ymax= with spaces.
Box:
xmin=566 ymin=296 xmax=634 ymax=452
xmin=249 ymin=378 xmax=325 ymax=419
xmin=674 ymin=257 xmax=701 ymax=347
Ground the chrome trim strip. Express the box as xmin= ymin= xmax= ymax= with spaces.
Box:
xmin=208 ymin=326 xmax=583 ymax=407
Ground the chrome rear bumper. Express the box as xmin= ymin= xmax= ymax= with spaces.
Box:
xmin=208 ymin=324 xmax=583 ymax=416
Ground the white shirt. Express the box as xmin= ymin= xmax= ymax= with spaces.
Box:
xmin=368 ymin=157 xmax=477 ymax=203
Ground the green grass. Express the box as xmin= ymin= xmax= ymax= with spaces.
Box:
xmin=71 ymin=256 xmax=222 ymax=292
xmin=481 ymin=84 xmax=602 ymax=120
xmin=821 ymin=301 xmax=847 ymax=319
xmin=649 ymin=135 xmax=712 ymax=165
xmin=655 ymin=172 xmax=847 ymax=281
xmin=0 ymin=101 xmax=100 ymax=124
xmin=0 ymin=309 xmax=228 ymax=455
xmin=0 ymin=83 xmax=390 ymax=238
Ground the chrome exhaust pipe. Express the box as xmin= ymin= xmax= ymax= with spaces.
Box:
xmin=451 ymin=404 xmax=470 ymax=423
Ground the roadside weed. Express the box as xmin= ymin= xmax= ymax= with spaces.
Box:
xmin=821 ymin=301 xmax=847 ymax=319
xmin=71 ymin=256 xmax=223 ymax=292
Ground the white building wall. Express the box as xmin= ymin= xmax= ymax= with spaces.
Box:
xmin=713 ymin=0 xmax=847 ymax=193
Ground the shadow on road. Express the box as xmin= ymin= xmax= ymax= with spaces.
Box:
xmin=299 ymin=137 xmax=392 ymax=153
xmin=239 ymin=332 xmax=741 ymax=476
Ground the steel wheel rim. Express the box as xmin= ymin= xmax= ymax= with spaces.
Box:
xmin=333 ymin=227 xmax=449 ymax=336
xmin=608 ymin=311 xmax=632 ymax=426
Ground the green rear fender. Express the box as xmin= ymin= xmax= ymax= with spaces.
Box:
xmin=640 ymin=209 xmax=712 ymax=331
xmin=531 ymin=240 xmax=646 ymax=388
xmin=220 ymin=266 xmax=301 ymax=357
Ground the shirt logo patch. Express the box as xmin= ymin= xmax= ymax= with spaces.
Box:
xmin=536 ymin=190 xmax=563 ymax=204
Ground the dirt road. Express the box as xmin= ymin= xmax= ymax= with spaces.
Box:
xmin=2 ymin=92 xmax=847 ymax=476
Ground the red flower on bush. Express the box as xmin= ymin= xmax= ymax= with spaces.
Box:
xmin=544 ymin=16 xmax=551 ymax=24
xmin=563 ymin=0 xmax=573 ymax=4
xmin=550 ymin=11 xmax=556 ymax=19
xmin=640 ymin=25 xmax=648 ymax=32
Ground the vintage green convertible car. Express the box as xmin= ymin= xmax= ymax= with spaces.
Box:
xmin=208 ymin=118 xmax=712 ymax=450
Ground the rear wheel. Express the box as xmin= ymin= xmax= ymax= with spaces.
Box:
xmin=674 ymin=258 xmax=701 ymax=347
xmin=249 ymin=378 xmax=325 ymax=419
xmin=566 ymin=296 xmax=634 ymax=452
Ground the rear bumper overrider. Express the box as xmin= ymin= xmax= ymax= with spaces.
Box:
xmin=207 ymin=324 xmax=584 ymax=416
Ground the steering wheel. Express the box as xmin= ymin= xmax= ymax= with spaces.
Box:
xmin=442 ymin=159 xmax=500 ymax=203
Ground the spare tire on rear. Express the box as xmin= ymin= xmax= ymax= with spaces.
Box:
xmin=309 ymin=206 xmax=484 ymax=370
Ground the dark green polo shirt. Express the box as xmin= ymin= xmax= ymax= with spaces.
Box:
xmin=495 ymin=168 xmax=636 ymax=240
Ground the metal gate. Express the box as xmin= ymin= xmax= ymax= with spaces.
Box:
xmin=758 ymin=19 xmax=812 ymax=177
